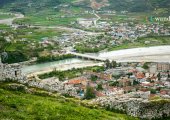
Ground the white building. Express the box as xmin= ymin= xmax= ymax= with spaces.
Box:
xmin=149 ymin=64 xmax=157 ymax=73
xmin=77 ymin=18 xmax=97 ymax=27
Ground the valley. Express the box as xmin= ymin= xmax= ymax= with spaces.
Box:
xmin=0 ymin=0 xmax=170 ymax=120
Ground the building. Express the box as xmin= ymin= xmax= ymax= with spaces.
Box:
xmin=135 ymin=72 xmax=145 ymax=83
xmin=157 ymin=63 xmax=170 ymax=71
xmin=118 ymin=77 xmax=133 ymax=87
xmin=77 ymin=18 xmax=97 ymax=27
xmin=0 ymin=58 xmax=24 ymax=81
xmin=149 ymin=64 xmax=157 ymax=73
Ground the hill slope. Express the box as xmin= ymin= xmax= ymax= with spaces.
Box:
xmin=0 ymin=85 xmax=138 ymax=120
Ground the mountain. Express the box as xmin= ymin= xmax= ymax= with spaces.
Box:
xmin=0 ymin=0 xmax=170 ymax=14
xmin=0 ymin=0 xmax=75 ymax=14
xmin=73 ymin=0 xmax=170 ymax=13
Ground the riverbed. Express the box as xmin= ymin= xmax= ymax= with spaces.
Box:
xmin=95 ymin=45 xmax=170 ymax=62
xmin=22 ymin=46 xmax=170 ymax=75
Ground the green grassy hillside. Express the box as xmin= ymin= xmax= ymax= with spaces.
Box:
xmin=0 ymin=83 xmax=138 ymax=120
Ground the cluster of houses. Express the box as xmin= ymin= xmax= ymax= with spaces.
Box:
xmin=62 ymin=62 xmax=170 ymax=98
xmin=108 ymin=23 xmax=170 ymax=42
xmin=70 ymin=21 xmax=170 ymax=52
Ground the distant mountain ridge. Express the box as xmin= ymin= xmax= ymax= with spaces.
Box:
xmin=0 ymin=0 xmax=170 ymax=14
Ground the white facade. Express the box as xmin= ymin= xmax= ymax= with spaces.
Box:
xmin=77 ymin=18 xmax=97 ymax=27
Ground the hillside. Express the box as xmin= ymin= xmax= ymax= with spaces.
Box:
xmin=0 ymin=83 xmax=138 ymax=120
xmin=0 ymin=0 xmax=170 ymax=14
xmin=74 ymin=0 xmax=170 ymax=14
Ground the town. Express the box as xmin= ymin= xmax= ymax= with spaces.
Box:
xmin=0 ymin=0 xmax=170 ymax=120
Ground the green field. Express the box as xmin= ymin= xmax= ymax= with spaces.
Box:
xmin=0 ymin=13 xmax=14 ymax=20
xmin=11 ymin=5 xmax=86 ymax=26
xmin=0 ymin=24 xmax=11 ymax=30
xmin=0 ymin=83 xmax=138 ymax=120
xmin=108 ymin=35 xmax=170 ymax=51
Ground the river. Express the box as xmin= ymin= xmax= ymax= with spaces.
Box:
xmin=22 ymin=58 xmax=103 ymax=75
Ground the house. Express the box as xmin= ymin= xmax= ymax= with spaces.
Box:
xmin=77 ymin=18 xmax=97 ymax=27
xmin=95 ymin=91 xmax=105 ymax=97
xmin=65 ymin=77 xmax=89 ymax=91
xmin=157 ymin=63 xmax=170 ymax=71
xmin=135 ymin=72 xmax=145 ymax=83
xmin=123 ymin=86 xmax=136 ymax=93
xmin=145 ymin=73 xmax=158 ymax=82
xmin=160 ymin=89 xmax=170 ymax=95
xmin=118 ymin=77 xmax=132 ymax=87
xmin=164 ymin=81 xmax=170 ymax=88
xmin=141 ymin=82 xmax=154 ymax=88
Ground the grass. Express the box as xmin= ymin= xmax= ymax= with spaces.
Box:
xmin=4 ymin=27 xmax=67 ymax=52
xmin=16 ymin=28 xmax=67 ymax=41
xmin=13 ymin=16 xmax=77 ymax=26
xmin=0 ymin=13 xmax=14 ymax=20
xmin=12 ymin=7 xmax=81 ymax=26
xmin=0 ymin=84 xmax=139 ymax=120
xmin=0 ymin=24 xmax=11 ymax=30
xmin=108 ymin=35 xmax=170 ymax=51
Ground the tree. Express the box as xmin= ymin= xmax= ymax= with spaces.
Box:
xmin=105 ymin=60 xmax=117 ymax=69
xmin=91 ymin=75 xmax=98 ymax=82
xmin=157 ymin=72 xmax=161 ymax=80
xmin=109 ymin=81 xmax=119 ymax=87
xmin=105 ymin=59 xmax=111 ymax=69
xmin=84 ymin=86 xmax=96 ymax=100
xmin=142 ymin=62 xmax=149 ymax=69
xmin=150 ymin=89 xmax=156 ymax=94
xmin=96 ymin=84 xmax=103 ymax=91
xmin=111 ymin=60 xmax=117 ymax=68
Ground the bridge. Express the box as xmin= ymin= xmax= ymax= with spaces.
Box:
xmin=68 ymin=52 xmax=107 ymax=61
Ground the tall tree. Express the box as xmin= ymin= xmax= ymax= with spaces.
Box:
xmin=84 ymin=86 xmax=96 ymax=100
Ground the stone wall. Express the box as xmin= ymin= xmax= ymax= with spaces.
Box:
xmin=92 ymin=93 xmax=170 ymax=119
xmin=0 ymin=62 xmax=24 ymax=81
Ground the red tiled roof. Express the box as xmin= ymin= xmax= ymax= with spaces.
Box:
xmin=123 ymin=86 xmax=135 ymax=91
xmin=160 ymin=90 xmax=169 ymax=95
xmin=66 ymin=77 xmax=88 ymax=85
xmin=136 ymin=72 xmax=145 ymax=79
xmin=67 ymin=79 xmax=81 ymax=84
xmin=139 ymin=88 xmax=149 ymax=92
xmin=128 ymin=69 xmax=137 ymax=73
xmin=95 ymin=91 xmax=105 ymax=97
xmin=141 ymin=83 xmax=154 ymax=87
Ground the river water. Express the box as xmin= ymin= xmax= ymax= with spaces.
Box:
xmin=22 ymin=58 xmax=88 ymax=74
xmin=22 ymin=46 xmax=170 ymax=74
